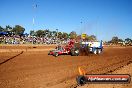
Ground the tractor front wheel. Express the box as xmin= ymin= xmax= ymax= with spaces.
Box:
xmin=97 ymin=49 xmax=102 ymax=54
xmin=93 ymin=49 xmax=97 ymax=54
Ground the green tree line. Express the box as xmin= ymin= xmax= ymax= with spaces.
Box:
xmin=108 ymin=36 xmax=132 ymax=44
xmin=0 ymin=25 xmax=99 ymax=41
xmin=0 ymin=25 xmax=25 ymax=35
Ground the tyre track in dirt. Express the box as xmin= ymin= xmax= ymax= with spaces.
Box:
xmin=0 ymin=51 xmax=23 ymax=66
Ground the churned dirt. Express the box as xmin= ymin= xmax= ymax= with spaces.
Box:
xmin=0 ymin=45 xmax=132 ymax=88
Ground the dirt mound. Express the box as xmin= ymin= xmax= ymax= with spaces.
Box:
xmin=79 ymin=47 xmax=90 ymax=56
xmin=75 ymin=43 xmax=90 ymax=56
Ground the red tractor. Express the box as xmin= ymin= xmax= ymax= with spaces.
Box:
xmin=48 ymin=40 xmax=79 ymax=57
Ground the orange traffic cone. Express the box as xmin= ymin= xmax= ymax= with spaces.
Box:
xmin=78 ymin=67 xmax=86 ymax=75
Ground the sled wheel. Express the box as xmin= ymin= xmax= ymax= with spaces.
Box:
xmin=54 ymin=52 xmax=59 ymax=57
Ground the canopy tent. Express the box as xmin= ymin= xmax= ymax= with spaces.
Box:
xmin=0 ymin=32 xmax=8 ymax=35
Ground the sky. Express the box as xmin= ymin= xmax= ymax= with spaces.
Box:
xmin=0 ymin=0 xmax=132 ymax=41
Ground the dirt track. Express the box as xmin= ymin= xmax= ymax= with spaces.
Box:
xmin=0 ymin=45 xmax=132 ymax=88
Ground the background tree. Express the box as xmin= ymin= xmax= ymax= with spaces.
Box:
xmin=62 ymin=32 xmax=68 ymax=40
xmin=76 ymin=35 xmax=81 ymax=41
xmin=111 ymin=36 xmax=119 ymax=44
xmin=6 ymin=25 xmax=12 ymax=31
xmin=36 ymin=30 xmax=45 ymax=37
xmin=30 ymin=30 xmax=36 ymax=36
xmin=57 ymin=32 xmax=63 ymax=39
xmin=44 ymin=29 xmax=50 ymax=37
xmin=52 ymin=31 xmax=57 ymax=37
xmin=86 ymin=35 xmax=97 ymax=41
xmin=118 ymin=38 xmax=123 ymax=42
xmin=12 ymin=25 xmax=25 ymax=35
xmin=70 ymin=31 xmax=77 ymax=39
xmin=125 ymin=38 xmax=132 ymax=43
xmin=0 ymin=26 xmax=4 ymax=32
xmin=47 ymin=31 xmax=52 ymax=38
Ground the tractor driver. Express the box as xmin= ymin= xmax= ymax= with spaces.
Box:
xmin=56 ymin=45 xmax=63 ymax=50
xmin=68 ymin=40 xmax=74 ymax=46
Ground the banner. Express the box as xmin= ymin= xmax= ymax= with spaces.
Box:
xmin=76 ymin=74 xmax=131 ymax=85
xmin=81 ymin=33 xmax=87 ymax=39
